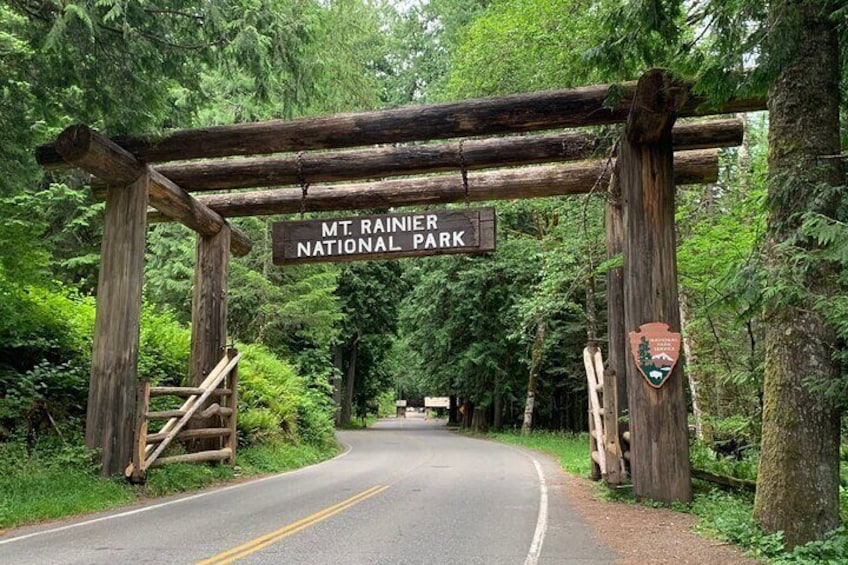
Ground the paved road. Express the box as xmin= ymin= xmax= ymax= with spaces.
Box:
xmin=0 ymin=416 xmax=617 ymax=564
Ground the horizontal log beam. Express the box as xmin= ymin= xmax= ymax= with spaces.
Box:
xmin=149 ymin=149 xmax=717 ymax=220
xmin=150 ymin=448 xmax=232 ymax=467
xmin=53 ymin=125 xmax=252 ymax=256
xmin=55 ymin=124 xmax=143 ymax=185
xmin=149 ymin=386 xmax=233 ymax=397
xmin=37 ymin=80 xmax=764 ymax=168
xmin=147 ymin=410 xmax=186 ymax=420
xmin=146 ymin=427 xmax=232 ymax=443
xmin=106 ymin=119 xmax=741 ymax=195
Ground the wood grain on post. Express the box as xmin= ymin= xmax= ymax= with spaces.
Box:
xmin=188 ymin=228 xmax=230 ymax=452
xmin=605 ymin=164 xmax=629 ymax=464
xmin=148 ymin=150 xmax=717 ymax=221
xmin=85 ymin=172 xmax=149 ymax=476
xmin=53 ymin=124 xmax=251 ymax=257
xmin=620 ymin=70 xmax=692 ymax=504
xmin=38 ymin=83 xmax=763 ymax=168
xmin=602 ymin=368 xmax=622 ymax=486
xmin=225 ymin=351 xmax=239 ymax=464
xmin=128 ymin=379 xmax=151 ymax=483
xmin=89 ymin=119 xmax=737 ymax=195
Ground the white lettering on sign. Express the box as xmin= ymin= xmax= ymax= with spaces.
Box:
xmin=276 ymin=208 xmax=494 ymax=265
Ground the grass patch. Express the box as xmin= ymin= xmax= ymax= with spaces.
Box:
xmin=338 ymin=415 xmax=377 ymax=430
xmin=486 ymin=430 xmax=591 ymax=477
xmin=0 ymin=439 xmax=339 ymax=530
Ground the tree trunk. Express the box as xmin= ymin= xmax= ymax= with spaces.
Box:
xmin=332 ymin=345 xmax=343 ymax=426
xmin=448 ymin=395 xmax=459 ymax=426
xmin=521 ymin=321 xmax=547 ymax=436
xmin=472 ymin=405 xmax=488 ymax=433
xmin=462 ymin=401 xmax=474 ymax=429
xmin=753 ymin=1 xmax=843 ymax=548
xmin=493 ymin=372 xmax=503 ymax=431
xmin=339 ymin=335 xmax=359 ymax=427
xmin=679 ymin=291 xmax=711 ymax=444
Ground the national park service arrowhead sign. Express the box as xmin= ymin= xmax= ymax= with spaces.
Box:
xmin=629 ymin=322 xmax=682 ymax=389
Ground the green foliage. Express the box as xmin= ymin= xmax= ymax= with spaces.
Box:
xmin=445 ymin=0 xmax=613 ymax=99
xmin=689 ymin=440 xmax=758 ymax=482
xmin=0 ymin=435 xmax=339 ymax=528
xmin=236 ymin=343 xmax=335 ymax=447
xmin=235 ymin=439 xmax=338 ymax=475
xmin=0 ymin=438 xmax=134 ymax=528
xmin=691 ymin=490 xmax=785 ymax=559
xmin=773 ymin=528 xmax=848 ymax=565
xmin=488 ymin=430 xmax=592 ymax=477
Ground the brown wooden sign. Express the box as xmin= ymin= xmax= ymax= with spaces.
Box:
xmin=628 ymin=322 xmax=682 ymax=389
xmin=272 ymin=208 xmax=496 ymax=265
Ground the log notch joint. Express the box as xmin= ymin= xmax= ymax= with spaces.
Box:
xmin=54 ymin=124 xmax=252 ymax=257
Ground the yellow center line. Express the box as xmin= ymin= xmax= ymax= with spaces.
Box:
xmin=196 ymin=484 xmax=390 ymax=565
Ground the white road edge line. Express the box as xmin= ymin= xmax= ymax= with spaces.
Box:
xmin=524 ymin=457 xmax=549 ymax=565
xmin=0 ymin=440 xmax=353 ymax=547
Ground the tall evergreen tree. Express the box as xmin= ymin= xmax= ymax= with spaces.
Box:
xmin=752 ymin=0 xmax=844 ymax=547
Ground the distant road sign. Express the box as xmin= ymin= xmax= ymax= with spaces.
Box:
xmin=425 ymin=397 xmax=450 ymax=408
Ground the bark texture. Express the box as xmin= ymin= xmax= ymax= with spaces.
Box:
xmin=620 ymin=70 xmax=692 ymax=504
xmin=753 ymin=1 xmax=843 ymax=548
xmin=339 ymin=335 xmax=359 ymax=427
xmin=522 ymin=322 xmax=547 ymax=436
xmin=85 ymin=173 xmax=148 ymax=475
xmin=188 ymin=227 xmax=231 ymax=451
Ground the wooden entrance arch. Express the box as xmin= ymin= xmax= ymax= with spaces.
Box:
xmin=38 ymin=69 xmax=765 ymax=503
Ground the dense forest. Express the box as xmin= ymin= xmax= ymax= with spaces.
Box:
xmin=1 ymin=0 xmax=846 ymax=554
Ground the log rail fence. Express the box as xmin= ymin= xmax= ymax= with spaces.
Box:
xmin=126 ymin=349 xmax=240 ymax=484
xmin=37 ymin=68 xmax=766 ymax=501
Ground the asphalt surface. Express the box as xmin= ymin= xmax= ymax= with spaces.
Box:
xmin=0 ymin=415 xmax=617 ymax=564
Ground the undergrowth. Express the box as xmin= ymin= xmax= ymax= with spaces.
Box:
xmin=0 ymin=437 xmax=339 ymax=529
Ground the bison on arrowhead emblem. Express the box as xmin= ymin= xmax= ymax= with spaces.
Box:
xmin=628 ymin=322 xmax=682 ymax=389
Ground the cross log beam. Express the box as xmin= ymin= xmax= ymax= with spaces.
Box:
xmin=148 ymin=149 xmax=717 ymax=220
xmin=55 ymin=125 xmax=252 ymax=256
xmin=90 ymin=119 xmax=741 ymax=195
xmin=38 ymin=83 xmax=764 ymax=168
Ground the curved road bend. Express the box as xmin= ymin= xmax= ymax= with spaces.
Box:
xmin=0 ymin=415 xmax=617 ymax=564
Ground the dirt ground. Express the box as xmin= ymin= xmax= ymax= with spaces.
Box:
xmin=558 ymin=470 xmax=759 ymax=564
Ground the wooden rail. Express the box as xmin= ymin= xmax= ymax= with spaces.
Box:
xmin=585 ymin=345 xmax=626 ymax=486
xmin=126 ymin=350 xmax=240 ymax=483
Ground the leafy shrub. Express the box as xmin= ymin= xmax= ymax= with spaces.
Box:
xmin=138 ymin=309 xmax=191 ymax=385
xmin=238 ymin=407 xmax=282 ymax=445
xmin=295 ymin=386 xmax=335 ymax=446
xmin=236 ymin=343 xmax=334 ymax=446
xmin=690 ymin=440 xmax=758 ymax=482
xmin=691 ymin=490 xmax=784 ymax=559
xmin=773 ymin=527 xmax=848 ymax=564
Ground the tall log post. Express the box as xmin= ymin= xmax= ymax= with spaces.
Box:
xmin=85 ymin=172 xmax=149 ymax=476
xmin=605 ymin=162 xmax=629 ymax=470
xmin=620 ymin=70 xmax=692 ymax=504
xmin=189 ymin=226 xmax=231 ymax=451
